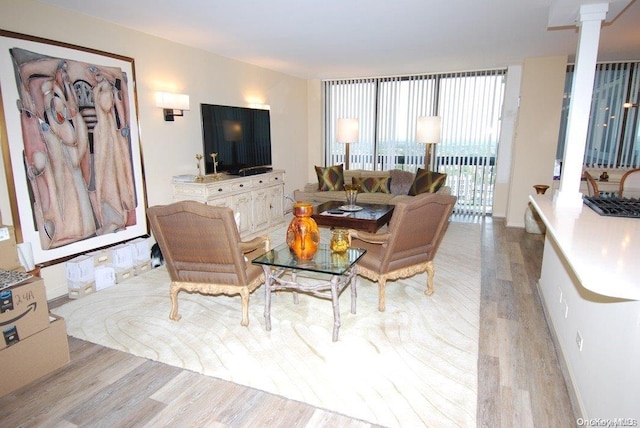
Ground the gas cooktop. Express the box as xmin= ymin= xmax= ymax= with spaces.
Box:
xmin=583 ymin=196 xmax=640 ymax=218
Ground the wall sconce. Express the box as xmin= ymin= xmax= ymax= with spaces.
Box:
xmin=416 ymin=116 xmax=441 ymax=171
xmin=248 ymin=103 xmax=271 ymax=110
xmin=155 ymin=92 xmax=190 ymax=121
xmin=337 ymin=118 xmax=359 ymax=170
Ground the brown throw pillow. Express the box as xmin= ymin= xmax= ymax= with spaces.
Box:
xmin=389 ymin=169 xmax=415 ymax=195
xmin=408 ymin=168 xmax=447 ymax=195
xmin=315 ymin=164 xmax=345 ymax=191
xmin=352 ymin=176 xmax=391 ymax=193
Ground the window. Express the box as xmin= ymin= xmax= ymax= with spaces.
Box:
xmin=324 ymin=70 xmax=506 ymax=214
xmin=557 ymin=62 xmax=640 ymax=168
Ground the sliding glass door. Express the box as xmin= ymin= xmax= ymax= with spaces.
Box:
xmin=324 ymin=69 xmax=506 ymax=215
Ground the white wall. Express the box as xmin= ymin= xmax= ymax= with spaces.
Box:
xmin=506 ymin=56 xmax=566 ymax=228
xmin=306 ymin=80 xmax=324 ymax=183
xmin=0 ymin=0 xmax=310 ymax=298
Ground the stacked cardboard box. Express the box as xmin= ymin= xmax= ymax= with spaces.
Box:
xmin=0 ymin=222 xmax=70 ymax=397
xmin=128 ymin=237 xmax=152 ymax=275
xmin=66 ymin=255 xmax=96 ymax=299
xmin=1 ymin=277 xmax=49 ymax=349
xmin=0 ymin=277 xmax=70 ymax=397
xmin=94 ymin=264 xmax=116 ymax=291
xmin=0 ymin=225 xmax=20 ymax=271
xmin=66 ymin=239 xmax=152 ymax=297
xmin=109 ymin=243 xmax=135 ymax=282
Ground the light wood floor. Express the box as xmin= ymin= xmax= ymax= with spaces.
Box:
xmin=0 ymin=217 xmax=576 ymax=427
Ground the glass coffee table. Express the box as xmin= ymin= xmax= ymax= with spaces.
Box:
xmin=252 ymin=243 xmax=366 ymax=342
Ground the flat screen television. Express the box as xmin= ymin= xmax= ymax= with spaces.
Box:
xmin=201 ymin=103 xmax=272 ymax=175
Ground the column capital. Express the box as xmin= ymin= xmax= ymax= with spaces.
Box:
xmin=578 ymin=3 xmax=609 ymax=23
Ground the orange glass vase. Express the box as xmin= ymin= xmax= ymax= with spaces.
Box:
xmin=287 ymin=202 xmax=320 ymax=260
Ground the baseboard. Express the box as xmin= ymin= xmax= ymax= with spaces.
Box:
xmin=535 ymin=280 xmax=584 ymax=420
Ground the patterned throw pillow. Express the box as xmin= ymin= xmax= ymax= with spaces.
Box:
xmin=315 ymin=164 xmax=345 ymax=191
xmin=408 ymin=168 xmax=447 ymax=195
xmin=352 ymin=176 xmax=391 ymax=193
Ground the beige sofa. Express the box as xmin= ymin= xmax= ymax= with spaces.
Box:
xmin=294 ymin=169 xmax=451 ymax=205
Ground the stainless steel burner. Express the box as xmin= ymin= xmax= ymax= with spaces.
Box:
xmin=583 ymin=197 xmax=640 ymax=218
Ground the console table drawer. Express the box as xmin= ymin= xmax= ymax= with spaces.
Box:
xmin=173 ymin=184 xmax=207 ymax=198
xmin=268 ymin=173 xmax=284 ymax=184
xmin=230 ymin=181 xmax=251 ymax=192
xmin=251 ymin=176 xmax=270 ymax=187
xmin=209 ymin=183 xmax=233 ymax=195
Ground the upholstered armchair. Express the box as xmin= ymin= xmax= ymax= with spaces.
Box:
xmin=349 ymin=192 xmax=456 ymax=311
xmin=147 ymin=201 xmax=268 ymax=326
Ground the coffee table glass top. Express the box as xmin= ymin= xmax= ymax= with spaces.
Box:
xmin=252 ymin=243 xmax=366 ymax=276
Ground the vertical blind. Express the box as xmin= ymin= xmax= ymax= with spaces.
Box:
xmin=558 ymin=61 xmax=640 ymax=168
xmin=324 ymin=69 xmax=506 ymax=215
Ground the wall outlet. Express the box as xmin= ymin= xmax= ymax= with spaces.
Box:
xmin=576 ymin=331 xmax=583 ymax=351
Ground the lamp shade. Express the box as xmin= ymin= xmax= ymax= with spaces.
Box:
xmin=416 ymin=116 xmax=441 ymax=145
xmin=155 ymin=92 xmax=190 ymax=111
xmin=337 ymin=118 xmax=359 ymax=143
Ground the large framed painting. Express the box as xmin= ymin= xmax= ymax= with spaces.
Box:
xmin=0 ymin=30 xmax=148 ymax=265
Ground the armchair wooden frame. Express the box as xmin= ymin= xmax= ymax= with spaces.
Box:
xmin=583 ymin=170 xmax=600 ymax=197
xmin=147 ymin=201 xmax=268 ymax=326
xmin=619 ymin=168 xmax=640 ymax=198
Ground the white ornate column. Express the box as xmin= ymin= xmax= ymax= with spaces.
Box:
xmin=556 ymin=3 xmax=609 ymax=208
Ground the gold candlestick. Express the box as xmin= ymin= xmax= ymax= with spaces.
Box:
xmin=210 ymin=152 xmax=220 ymax=180
xmin=195 ymin=154 xmax=204 ymax=181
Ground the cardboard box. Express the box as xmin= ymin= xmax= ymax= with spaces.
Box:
xmin=134 ymin=260 xmax=152 ymax=276
xmin=0 ymin=314 xmax=70 ymax=397
xmin=66 ymin=255 xmax=95 ymax=283
xmin=0 ymin=225 xmax=20 ymax=270
xmin=128 ymin=238 xmax=151 ymax=262
xmin=67 ymin=282 xmax=95 ymax=299
xmin=0 ymin=277 xmax=49 ymax=350
xmin=94 ymin=265 xmax=116 ymax=291
xmin=114 ymin=266 xmax=134 ymax=283
xmin=109 ymin=244 xmax=134 ymax=269
xmin=87 ymin=249 xmax=111 ymax=266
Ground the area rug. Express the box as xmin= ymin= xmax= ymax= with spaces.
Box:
xmin=53 ymin=221 xmax=481 ymax=427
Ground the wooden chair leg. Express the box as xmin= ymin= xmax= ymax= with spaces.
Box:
xmin=378 ymin=278 xmax=387 ymax=312
xmin=425 ymin=261 xmax=435 ymax=296
xmin=169 ymin=282 xmax=182 ymax=321
xmin=240 ymin=287 xmax=250 ymax=327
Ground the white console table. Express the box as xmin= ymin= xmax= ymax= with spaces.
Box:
xmin=172 ymin=170 xmax=285 ymax=238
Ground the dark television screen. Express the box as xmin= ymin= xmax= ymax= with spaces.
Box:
xmin=201 ymin=104 xmax=272 ymax=175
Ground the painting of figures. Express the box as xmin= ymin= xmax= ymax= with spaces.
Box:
xmin=0 ymin=31 xmax=147 ymax=264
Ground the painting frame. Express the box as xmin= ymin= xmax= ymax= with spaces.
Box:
xmin=0 ymin=30 xmax=148 ymax=265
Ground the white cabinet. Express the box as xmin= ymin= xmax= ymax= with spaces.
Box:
xmin=172 ymin=170 xmax=285 ymax=237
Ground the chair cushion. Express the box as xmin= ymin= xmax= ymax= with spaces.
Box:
xmin=408 ymin=168 xmax=447 ymax=195
xmin=315 ymin=164 xmax=345 ymax=191
xmin=352 ymin=176 xmax=391 ymax=193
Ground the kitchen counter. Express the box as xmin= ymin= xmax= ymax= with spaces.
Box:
xmin=529 ymin=194 xmax=640 ymax=301
xmin=529 ymin=192 xmax=640 ymax=420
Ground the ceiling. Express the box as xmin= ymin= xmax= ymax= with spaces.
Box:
xmin=36 ymin=0 xmax=640 ymax=80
